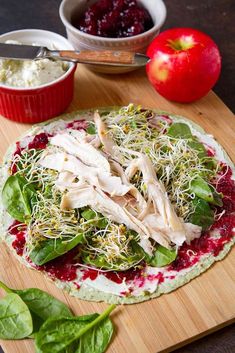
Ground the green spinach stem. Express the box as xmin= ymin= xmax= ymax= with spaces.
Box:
xmin=0 ymin=280 xmax=12 ymax=293
xmin=76 ymin=304 xmax=116 ymax=339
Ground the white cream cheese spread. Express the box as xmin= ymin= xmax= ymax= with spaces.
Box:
xmin=0 ymin=40 xmax=69 ymax=88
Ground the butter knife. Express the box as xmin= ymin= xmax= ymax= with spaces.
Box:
xmin=0 ymin=43 xmax=150 ymax=67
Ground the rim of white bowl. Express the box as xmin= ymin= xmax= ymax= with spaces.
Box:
xmin=59 ymin=0 xmax=167 ymax=43
xmin=0 ymin=29 xmax=76 ymax=91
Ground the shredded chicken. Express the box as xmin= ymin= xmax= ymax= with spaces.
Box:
xmin=61 ymin=184 xmax=154 ymax=255
xmin=124 ymin=152 xmax=188 ymax=246
xmin=38 ymin=113 xmax=202 ymax=254
xmin=94 ymin=111 xmax=123 ymax=163
xmin=50 ymin=133 xmax=110 ymax=172
xmin=69 ymin=129 xmax=101 ymax=148
xmin=110 ymin=160 xmax=148 ymax=214
xmin=40 ymin=152 xmax=130 ymax=197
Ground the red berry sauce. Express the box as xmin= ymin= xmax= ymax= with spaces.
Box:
xmin=28 ymin=132 xmax=49 ymax=150
xmin=12 ymin=232 xmax=26 ymax=256
xmin=81 ymin=265 xmax=143 ymax=284
xmin=169 ymin=166 xmax=235 ymax=272
xmin=11 ymin=132 xmax=50 ymax=174
xmin=8 ymin=151 xmax=235 ymax=288
xmin=72 ymin=0 xmax=153 ymax=38
xmin=170 ymin=214 xmax=235 ymax=272
xmin=9 ymin=221 xmax=27 ymax=256
xmin=207 ymin=148 xmax=215 ymax=157
xmin=147 ymin=271 xmax=164 ymax=284
xmin=82 ymin=268 xmax=99 ymax=281
xmin=66 ymin=119 xmax=88 ymax=130
xmin=41 ymin=248 xmax=78 ymax=282
xmin=104 ymin=266 xmax=143 ymax=283
xmin=11 ymin=142 xmax=24 ymax=174
xmin=214 ymin=166 xmax=235 ymax=213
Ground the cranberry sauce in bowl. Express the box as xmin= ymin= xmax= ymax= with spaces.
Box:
xmin=59 ymin=0 xmax=166 ymax=74
xmin=72 ymin=0 xmax=154 ymax=38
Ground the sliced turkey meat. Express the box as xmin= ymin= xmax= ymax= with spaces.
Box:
xmin=68 ymin=129 xmax=101 ymax=148
xmin=61 ymin=185 xmax=154 ymax=255
xmin=94 ymin=111 xmax=123 ymax=163
xmin=50 ymin=133 xmax=110 ymax=172
xmin=39 ymin=152 xmax=130 ymax=197
xmin=39 ymin=117 xmax=201 ymax=250
xmin=124 ymin=153 xmax=201 ymax=246
xmin=110 ymin=160 xmax=148 ymax=214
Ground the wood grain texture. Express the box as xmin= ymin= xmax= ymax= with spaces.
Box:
xmin=58 ymin=50 xmax=136 ymax=64
xmin=0 ymin=66 xmax=234 ymax=353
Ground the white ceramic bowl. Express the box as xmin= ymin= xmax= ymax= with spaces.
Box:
xmin=0 ymin=29 xmax=76 ymax=123
xmin=59 ymin=0 xmax=167 ymax=73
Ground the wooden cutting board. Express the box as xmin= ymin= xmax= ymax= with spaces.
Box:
xmin=0 ymin=66 xmax=234 ymax=353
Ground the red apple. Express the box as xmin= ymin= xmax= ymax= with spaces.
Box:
xmin=146 ymin=28 xmax=221 ymax=103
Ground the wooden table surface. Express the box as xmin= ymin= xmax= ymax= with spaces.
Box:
xmin=0 ymin=1 xmax=234 ymax=353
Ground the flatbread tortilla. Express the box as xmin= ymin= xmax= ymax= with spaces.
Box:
xmin=0 ymin=105 xmax=234 ymax=304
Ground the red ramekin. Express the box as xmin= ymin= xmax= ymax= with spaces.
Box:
xmin=0 ymin=64 xmax=76 ymax=124
xmin=0 ymin=29 xmax=77 ymax=124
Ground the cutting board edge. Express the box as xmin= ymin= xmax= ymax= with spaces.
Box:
xmin=161 ymin=318 xmax=235 ymax=353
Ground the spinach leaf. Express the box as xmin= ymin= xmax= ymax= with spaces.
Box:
xmin=146 ymin=245 xmax=177 ymax=267
xmin=190 ymin=176 xmax=214 ymax=202
xmin=15 ymin=288 xmax=73 ymax=334
xmin=82 ymin=240 xmax=144 ymax=271
xmin=2 ymin=174 xmax=36 ymax=222
xmin=86 ymin=122 xmax=96 ymax=135
xmin=81 ymin=209 xmax=96 ymax=220
xmin=81 ymin=208 xmax=108 ymax=228
xmin=167 ymin=123 xmax=192 ymax=138
xmin=35 ymin=305 xmax=115 ymax=353
xmin=82 ymin=253 xmax=137 ymax=271
xmin=168 ymin=123 xmax=206 ymax=157
xmin=0 ymin=293 xmax=33 ymax=339
xmin=0 ymin=280 xmax=73 ymax=335
xmin=211 ymin=187 xmax=223 ymax=207
xmin=188 ymin=139 xmax=207 ymax=158
xmin=29 ymin=233 xmax=84 ymax=265
xmin=190 ymin=177 xmax=222 ymax=206
xmin=203 ymin=157 xmax=218 ymax=171
xmin=189 ymin=198 xmax=214 ymax=230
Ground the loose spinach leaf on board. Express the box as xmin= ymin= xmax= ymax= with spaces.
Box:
xmin=2 ymin=174 xmax=36 ymax=222
xmin=15 ymin=288 xmax=73 ymax=334
xmin=189 ymin=198 xmax=214 ymax=230
xmin=0 ymin=293 xmax=33 ymax=339
xmin=29 ymin=233 xmax=84 ymax=265
xmin=146 ymin=245 xmax=177 ymax=267
xmin=0 ymin=280 xmax=73 ymax=336
xmin=190 ymin=177 xmax=223 ymax=206
xmin=35 ymin=305 xmax=115 ymax=353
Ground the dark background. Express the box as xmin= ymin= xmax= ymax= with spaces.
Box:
xmin=0 ymin=1 xmax=234 ymax=352
xmin=0 ymin=0 xmax=234 ymax=112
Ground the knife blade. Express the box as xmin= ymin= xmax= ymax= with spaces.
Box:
xmin=0 ymin=43 xmax=150 ymax=67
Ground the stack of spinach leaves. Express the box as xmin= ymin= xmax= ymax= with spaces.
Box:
xmin=0 ymin=280 xmax=115 ymax=353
